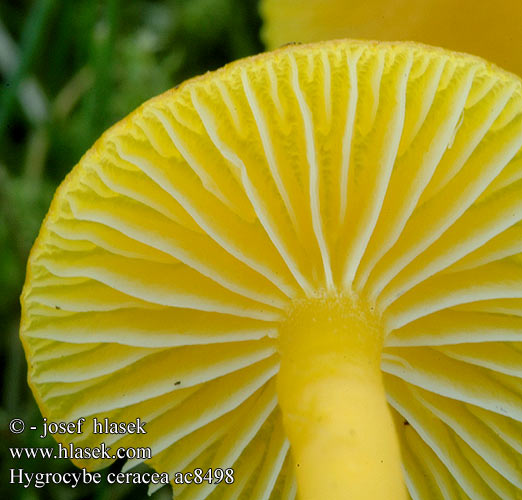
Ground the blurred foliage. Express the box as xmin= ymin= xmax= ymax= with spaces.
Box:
xmin=0 ymin=1 xmax=262 ymax=498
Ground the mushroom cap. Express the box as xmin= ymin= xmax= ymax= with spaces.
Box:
xmin=21 ymin=40 xmax=522 ymax=499
xmin=261 ymin=0 xmax=522 ymax=77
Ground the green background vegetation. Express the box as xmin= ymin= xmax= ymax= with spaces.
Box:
xmin=1 ymin=1 xmax=263 ymax=498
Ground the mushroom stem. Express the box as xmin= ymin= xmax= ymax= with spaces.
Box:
xmin=277 ymin=294 xmax=407 ymax=500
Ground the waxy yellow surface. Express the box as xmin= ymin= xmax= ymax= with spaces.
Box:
xmin=261 ymin=0 xmax=522 ymax=77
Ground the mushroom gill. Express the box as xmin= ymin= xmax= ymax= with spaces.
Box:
xmin=21 ymin=41 xmax=522 ymax=499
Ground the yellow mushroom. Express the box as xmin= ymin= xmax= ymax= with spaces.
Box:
xmin=21 ymin=40 xmax=522 ymax=499
xmin=260 ymin=0 xmax=522 ymax=77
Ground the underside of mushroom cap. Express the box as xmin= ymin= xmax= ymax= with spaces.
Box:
xmin=21 ymin=40 xmax=522 ymax=499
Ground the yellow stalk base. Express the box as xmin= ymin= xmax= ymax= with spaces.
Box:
xmin=277 ymin=294 xmax=408 ymax=500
